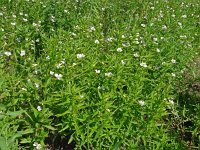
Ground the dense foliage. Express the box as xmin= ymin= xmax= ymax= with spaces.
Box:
xmin=0 ymin=0 xmax=199 ymax=149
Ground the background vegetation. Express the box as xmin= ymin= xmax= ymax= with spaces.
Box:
xmin=0 ymin=0 xmax=199 ymax=149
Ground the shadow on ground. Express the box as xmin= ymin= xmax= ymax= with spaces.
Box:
xmin=174 ymin=56 xmax=200 ymax=149
xmin=45 ymin=133 xmax=76 ymax=150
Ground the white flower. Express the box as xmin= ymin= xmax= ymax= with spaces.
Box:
xmin=181 ymin=15 xmax=187 ymax=18
xmin=107 ymin=37 xmax=113 ymax=42
xmin=56 ymin=63 xmax=62 ymax=68
xmin=150 ymin=6 xmax=155 ymax=10
xmin=21 ymin=88 xmax=27 ymax=91
xmin=75 ymin=25 xmax=79 ymax=29
xmin=58 ymin=41 xmax=63 ymax=45
xmin=46 ymin=56 xmax=50 ymax=60
xmin=35 ymin=83 xmax=39 ymax=88
xmin=159 ymin=12 xmax=164 ymax=18
xmin=4 ymin=51 xmax=12 ymax=56
xmin=161 ymin=61 xmax=165 ymax=65
xmin=122 ymin=42 xmax=130 ymax=47
xmin=134 ymin=40 xmax=140 ymax=44
xmin=133 ymin=53 xmax=139 ymax=58
xmin=32 ymin=64 xmax=38 ymax=67
xmin=11 ymin=22 xmax=16 ymax=26
xmin=138 ymin=100 xmax=145 ymax=106
xmin=71 ymin=32 xmax=76 ymax=36
xmin=95 ymin=69 xmax=100 ymax=74
xmin=33 ymin=142 xmax=42 ymax=150
xmin=77 ymin=53 xmax=85 ymax=59
xmin=60 ymin=60 xmax=65 ymax=65
xmin=16 ymin=37 xmax=21 ymax=42
xmin=153 ymin=37 xmax=158 ymax=42
xmin=169 ymin=100 xmax=174 ymax=105
xmin=150 ymin=23 xmax=154 ymax=26
xmin=98 ymin=85 xmax=105 ymax=90
xmin=122 ymin=35 xmax=125 ymax=38
xmin=141 ymin=24 xmax=146 ymax=27
xmin=136 ymin=33 xmax=140 ymax=37
xmin=171 ymin=59 xmax=176 ymax=63
xmin=37 ymin=106 xmax=42 ymax=111
xmin=95 ymin=39 xmax=100 ymax=44
xmin=121 ymin=60 xmax=125 ymax=65
xmin=20 ymin=50 xmax=26 ymax=56
xmin=50 ymin=18 xmax=55 ymax=23
xmin=140 ymin=62 xmax=148 ymax=68
xmin=50 ymin=71 xmax=54 ymax=75
xmin=105 ymin=72 xmax=113 ymax=77
xmin=50 ymin=15 xmax=55 ymax=22
xmin=89 ymin=26 xmax=95 ymax=32
xmin=80 ymin=95 xmax=84 ymax=99
xmin=55 ymin=73 xmax=62 ymax=80
xmin=23 ymin=18 xmax=28 ymax=22
xmin=171 ymin=73 xmax=176 ymax=77
xmin=117 ymin=47 xmax=122 ymax=52
xmin=162 ymin=25 xmax=167 ymax=30
xmin=156 ymin=48 xmax=160 ymax=52
xmin=33 ymin=142 xmax=38 ymax=147
xmin=178 ymin=22 xmax=182 ymax=28
xmin=107 ymin=109 xmax=111 ymax=112
xmin=32 ymin=22 xmax=37 ymax=27
xmin=180 ymin=35 xmax=187 ymax=39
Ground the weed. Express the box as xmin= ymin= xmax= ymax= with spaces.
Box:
xmin=0 ymin=0 xmax=199 ymax=149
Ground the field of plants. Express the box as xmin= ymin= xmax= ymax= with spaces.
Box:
xmin=0 ymin=0 xmax=199 ymax=149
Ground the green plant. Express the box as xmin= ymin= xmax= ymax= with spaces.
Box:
xmin=0 ymin=0 xmax=199 ymax=149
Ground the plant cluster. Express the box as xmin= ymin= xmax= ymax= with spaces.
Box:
xmin=0 ymin=0 xmax=199 ymax=149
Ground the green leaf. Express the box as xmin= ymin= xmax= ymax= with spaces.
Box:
xmin=0 ymin=136 xmax=8 ymax=150
xmin=29 ymin=103 xmax=39 ymax=118
xmin=59 ymin=124 xmax=69 ymax=133
xmin=18 ymin=129 xmax=34 ymax=135
xmin=24 ymin=110 xmax=34 ymax=123
xmin=6 ymin=110 xmax=24 ymax=118
xmin=43 ymin=125 xmax=56 ymax=131
xmin=112 ymin=140 xmax=123 ymax=150
xmin=68 ymin=134 xmax=74 ymax=144
xmin=56 ymin=109 xmax=70 ymax=117
xmin=20 ymin=138 xmax=31 ymax=144
xmin=0 ymin=104 xmax=6 ymax=110
xmin=8 ymin=132 xmax=22 ymax=145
